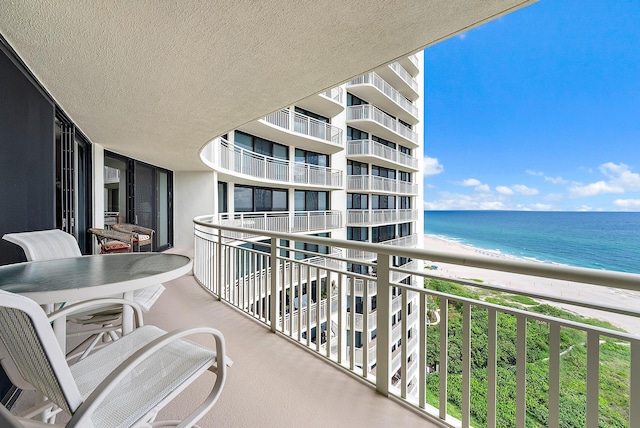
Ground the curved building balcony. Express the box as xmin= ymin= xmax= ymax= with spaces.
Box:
xmin=347 ymin=139 xmax=419 ymax=171
xmin=239 ymin=109 xmax=344 ymax=154
xmin=347 ymin=73 xmax=419 ymax=125
xmin=346 ymin=105 xmax=418 ymax=147
xmin=346 ymin=209 xmax=418 ymax=226
xmin=346 ymin=175 xmax=418 ymax=195
xmin=218 ymin=210 xmax=342 ymax=234
xmin=346 ymin=234 xmax=419 ymax=260
xmin=297 ymin=87 xmax=344 ymax=118
xmin=376 ymin=62 xmax=419 ymax=101
xmin=397 ymin=54 xmax=420 ymax=77
xmin=206 ymin=138 xmax=343 ymax=189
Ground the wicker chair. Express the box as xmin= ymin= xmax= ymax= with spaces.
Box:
xmin=0 ymin=290 xmax=229 ymax=427
xmin=87 ymin=228 xmax=134 ymax=254
xmin=112 ymin=223 xmax=155 ymax=252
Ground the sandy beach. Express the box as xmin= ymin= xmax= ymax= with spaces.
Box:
xmin=422 ymin=234 xmax=640 ymax=336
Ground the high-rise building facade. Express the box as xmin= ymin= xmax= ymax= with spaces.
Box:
xmin=201 ymin=54 xmax=424 ymax=389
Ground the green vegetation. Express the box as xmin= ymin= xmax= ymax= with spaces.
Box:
xmin=423 ymin=279 xmax=631 ymax=427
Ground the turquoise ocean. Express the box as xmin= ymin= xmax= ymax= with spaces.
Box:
xmin=423 ymin=211 xmax=640 ymax=274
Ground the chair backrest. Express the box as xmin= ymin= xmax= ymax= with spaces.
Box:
xmin=3 ymin=229 xmax=82 ymax=261
xmin=0 ymin=290 xmax=83 ymax=414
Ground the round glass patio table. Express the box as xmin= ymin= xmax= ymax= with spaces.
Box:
xmin=0 ymin=253 xmax=192 ymax=349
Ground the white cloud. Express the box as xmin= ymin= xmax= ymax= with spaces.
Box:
xmin=570 ymin=162 xmax=640 ymax=197
xmin=423 ymin=156 xmax=444 ymax=176
xmin=512 ymin=184 xmax=539 ymax=196
xmin=458 ymin=178 xmax=481 ymax=187
xmin=475 ymin=184 xmax=491 ymax=193
xmin=569 ymin=180 xmax=624 ymax=197
xmin=544 ymin=176 xmax=568 ymax=185
xmin=496 ymin=186 xmax=514 ymax=195
xmin=600 ymin=162 xmax=640 ymax=190
xmin=613 ymin=199 xmax=640 ymax=209
xmin=528 ymin=203 xmax=554 ymax=211
xmin=423 ymin=192 xmax=506 ymax=210
xmin=526 ymin=170 xmax=544 ymax=176
xmin=457 ymin=33 xmax=467 ymax=40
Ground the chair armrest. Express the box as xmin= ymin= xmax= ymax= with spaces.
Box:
xmin=68 ymin=326 xmax=230 ymax=427
xmin=47 ymin=298 xmax=144 ymax=328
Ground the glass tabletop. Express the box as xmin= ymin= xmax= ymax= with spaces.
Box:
xmin=0 ymin=253 xmax=191 ymax=303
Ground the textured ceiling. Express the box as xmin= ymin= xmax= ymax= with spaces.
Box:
xmin=0 ymin=0 xmax=534 ymax=171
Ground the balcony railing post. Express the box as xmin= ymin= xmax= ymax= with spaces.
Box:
xmin=270 ymin=238 xmax=278 ymax=333
xmin=375 ymin=253 xmax=392 ymax=396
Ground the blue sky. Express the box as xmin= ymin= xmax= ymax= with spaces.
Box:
xmin=422 ymin=0 xmax=640 ymax=211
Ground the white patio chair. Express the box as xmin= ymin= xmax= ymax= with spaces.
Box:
xmin=2 ymin=230 xmax=166 ymax=356
xmin=0 ymin=290 xmax=229 ymax=427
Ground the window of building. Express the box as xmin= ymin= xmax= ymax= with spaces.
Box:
xmin=295 ymin=148 xmax=329 ymax=167
xmin=372 ymin=165 xmax=395 ymax=179
xmin=347 ymin=227 xmax=368 ymax=241
xmin=372 ymin=224 xmax=395 ymax=243
xmin=347 ymin=126 xmax=368 ymax=141
xmin=372 ymin=195 xmax=395 ymax=210
xmin=399 ymin=171 xmax=411 ymax=182
xmin=234 ymin=131 xmax=288 ymax=160
xmin=347 ymin=160 xmax=368 ymax=176
xmin=347 ymin=193 xmax=368 ymax=210
xmin=399 ymin=196 xmax=411 ymax=209
xmin=294 ymin=191 xmax=329 ymax=211
xmin=218 ymin=182 xmax=228 ymax=213
xmin=399 ymin=145 xmax=411 ymax=155
xmin=398 ymin=222 xmax=411 ymax=237
xmin=235 ymin=185 xmax=288 ymax=212
xmin=347 ymin=93 xmax=368 ymax=106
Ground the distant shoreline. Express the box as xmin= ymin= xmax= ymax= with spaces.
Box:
xmin=422 ymin=233 xmax=640 ymax=335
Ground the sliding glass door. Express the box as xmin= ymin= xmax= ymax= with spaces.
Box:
xmin=104 ymin=152 xmax=173 ymax=251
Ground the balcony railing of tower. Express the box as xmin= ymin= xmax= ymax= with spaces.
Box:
xmin=347 ymin=72 xmax=419 ymax=118
xmin=389 ymin=62 xmax=420 ymax=94
xmin=347 ymin=139 xmax=419 ymax=170
xmin=346 ymin=105 xmax=418 ymax=145
xmin=192 ymin=217 xmax=640 ymax=428
xmin=345 ymin=234 xmax=419 ymax=260
xmin=408 ymin=54 xmax=419 ymax=69
xmin=347 ymin=209 xmax=418 ymax=225
xmin=321 ymin=86 xmax=344 ymax=104
xmin=346 ymin=174 xmax=418 ymax=195
xmin=216 ymin=210 xmax=342 ymax=235
xmin=217 ymin=138 xmax=342 ymax=187
xmin=103 ymin=165 xmax=120 ymax=184
xmin=263 ymin=109 xmax=344 ymax=145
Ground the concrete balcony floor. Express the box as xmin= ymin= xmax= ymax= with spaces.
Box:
xmin=149 ymin=271 xmax=439 ymax=427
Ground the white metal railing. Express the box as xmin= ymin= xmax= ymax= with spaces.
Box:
xmin=215 ymin=211 xmax=342 ymax=235
xmin=193 ymin=217 xmax=640 ymax=428
xmin=347 ymin=139 xmax=418 ymax=170
xmin=389 ymin=62 xmax=419 ymax=94
xmin=263 ymin=109 xmax=344 ymax=146
xmin=346 ymin=175 xmax=418 ymax=194
xmin=408 ymin=54 xmax=419 ymax=69
xmin=346 ymin=105 xmax=418 ymax=144
xmin=346 ymin=209 xmax=418 ymax=225
xmin=103 ymin=166 xmax=120 ymax=184
xmin=345 ymin=234 xmax=418 ymax=260
xmin=321 ymin=87 xmax=344 ymax=104
xmin=217 ymin=138 xmax=342 ymax=187
xmin=348 ymin=72 xmax=419 ymax=118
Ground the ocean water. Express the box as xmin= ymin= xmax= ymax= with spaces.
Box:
xmin=423 ymin=211 xmax=640 ymax=274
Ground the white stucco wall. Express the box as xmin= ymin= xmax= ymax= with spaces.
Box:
xmin=173 ymin=171 xmax=216 ymax=250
